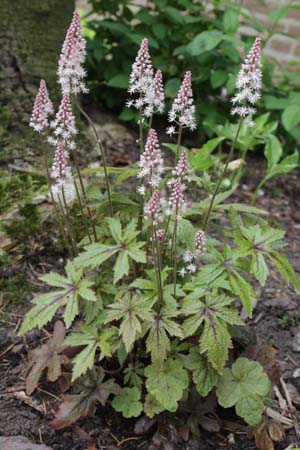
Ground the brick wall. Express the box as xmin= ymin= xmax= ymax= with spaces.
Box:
xmin=242 ymin=0 xmax=300 ymax=65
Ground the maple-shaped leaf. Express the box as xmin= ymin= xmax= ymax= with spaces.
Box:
xmin=51 ymin=368 xmax=121 ymax=429
xmin=145 ymin=358 xmax=189 ymax=412
xmin=26 ymin=320 xmax=68 ymax=395
xmin=75 ymin=218 xmax=146 ymax=283
xmin=64 ymin=325 xmax=119 ymax=381
xmin=105 ymin=292 xmax=153 ymax=352
xmin=19 ymin=261 xmax=98 ymax=334
xmin=182 ymin=293 xmax=244 ymax=373
xmin=145 ymin=307 xmax=183 ymax=364
xmin=112 ymin=387 xmax=143 ymax=418
xmin=216 ymin=358 xmax=271 ymax=426
xmin=232 ymin=217 xmax=299 ymax=290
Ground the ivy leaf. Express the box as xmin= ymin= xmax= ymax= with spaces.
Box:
xmin=105 ymin=293 xmax=153 ymax=352
xmin=51 ymin=368 xmax=121 ymax=429
xmin=183 ymin=347 xmax=219 ymax=397
xmin=112 ymin=387 xmax=143 ymax=418
xmin=26 ymin=320 xmax=68 ymax=395
xmin=145 ymin=359 xmax=189 ymax=412
xmin=216 ymin=358 xmax=271 ymax=426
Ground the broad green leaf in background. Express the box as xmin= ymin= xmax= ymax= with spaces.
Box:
xmin=187 ymin=30 xmax=223 ymax=56
xmin=216 ymin=358 xmax=271 ymax=426
xmin=223 ymin=10 xmax=239 ymax=34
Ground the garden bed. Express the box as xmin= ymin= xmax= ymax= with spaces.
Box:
xmin=0 ymin=157 xmax=299 ymax=450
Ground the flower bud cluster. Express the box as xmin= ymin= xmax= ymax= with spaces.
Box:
xmin=30 ymin=80 xmax=53 ymax=132
xmin=58 ymin=10 xmax=87 ymax=95
xmin=137 ymin=129 xmax=164 ymax=195
xmin=231 ymin=37 xmax=262 ymax=127
xmin=168 ymin=71 xmax=196 ymax=131
xmin=195 ymin=230 xmax=206 ymax=256
xmin=144 ymin=190 xmax=163 ymax=225
xmin=51 ymin=141 xmax=73 ymax=186
xmin=49 ymin=94 xmax=77 ymax=149
xmin=179 ymin=230 xmax=206 ymax=277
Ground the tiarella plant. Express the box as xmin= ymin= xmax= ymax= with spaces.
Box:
xmin=22 ymin=10 xmax=299 ymax=434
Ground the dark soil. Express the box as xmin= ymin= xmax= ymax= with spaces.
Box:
xmin=0 ymin=154 xmax=299 ymax=450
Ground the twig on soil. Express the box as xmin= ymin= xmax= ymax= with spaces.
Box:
xmin=13 ymin=390 xmax=44 ymax=413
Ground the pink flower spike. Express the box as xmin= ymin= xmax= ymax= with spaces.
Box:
xmin=195 ymin=230 xmax=206 ymax=256
xmin=173 ymin=150 xmax=190 ymax=178
xmin=168 ymin=71 xmax=196 ymax=131
xmin=58 ymin=10 xmax=87 ymax=95
xmin=129 ymin=38 xmax=153 ymax=98
xmin=144 ymin=189 xmax=161 ymax=221
xmin=51 ymin=141 xmax=72 ymax=185
xmin=169 ymin=179 xmax=185 ymax=217
xmin=144 ymin=69 xmax=165 ymax=116
xmin=138 ymin=129 xmax=164 ymax=189
xmin=51 ymin=94 xmax=77 ymax=147
xmin=30 ymin=79 xmax=53 ymax=132
xmin=231 ymin=37 xmax=262 ymax=126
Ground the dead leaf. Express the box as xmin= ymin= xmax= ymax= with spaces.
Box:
xmin=26 ymin=320 xmax=69 ymax=395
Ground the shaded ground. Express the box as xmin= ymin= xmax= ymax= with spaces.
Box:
xmin=0 ymin=147 xmax=299 ymax=449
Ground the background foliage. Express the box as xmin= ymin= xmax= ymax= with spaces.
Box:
xmin=83 ymin=0 xmax=300 ymax=155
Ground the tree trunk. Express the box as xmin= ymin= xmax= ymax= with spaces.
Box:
xmin=0 ymin=0 xmax=75 ymax=162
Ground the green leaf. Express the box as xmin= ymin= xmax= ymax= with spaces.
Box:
xmin=112 ymin=387 xmax=143 ymax=418
xmin=211 ymin=70 xmax=227 ymax=89
xmin=251 ymin=252 xmax=269 ymax=287
xmin=187 ymin=30 xmax=223 ymax=56
xmin=223 ymin=9 xmax=239 ymax=33
xmin=200 ymin=317 xmax=232 ymax=374
xmin=188 ymin=137 xmax=224 ymax=171
xmin=113 ymin=251 xmax=130 ymax=283
xmin=216 ymin=358 xmax=271 ymax=425
xmin=268 ymin=251 xmax=300 ymax=289
xmin=105 ymin=293 xmax=153 ymax=352
xmin=282 ymin=105 xmax=300 ymax=132
xmin=144 ymin=393 xmax=164 ymax=418
xmin=236 ymin=395 xmax=265 ymax=426
xmin=75 ymin=243 xmax=120 ymax=269
xmin=264 ymin=135 xmax=283 ymax=169
xmin=165 ymin=78 xmax=181 ymax=98
xmin=183 ymin=347 xmax=219 ymax=396
xmin=269 ymin=6 xmax=290 ymax=23
xmin=145 ymin=359 xmax=189 ymax=412
xmin=107 ymin=217 xmax=123 ymax=243
xmin=107 ymin=74 xmax=129 ymax=89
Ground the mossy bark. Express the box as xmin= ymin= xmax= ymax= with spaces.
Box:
xmin=0 ymin=0 xmax=75 ymax=162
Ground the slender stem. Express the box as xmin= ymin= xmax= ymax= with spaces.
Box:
xmin=148 ymin=113 xmax=153 ymax=131
xmin=202 ymin=118 xmax=243 ymax=231
xmin=72 ymin=177 xmax=92 ymax=244
xmin=151 ymin=222 xmax=164 ymax=306
xmin=61 ymin=186 xmax=78 ymax=256
xmin=43 ymin=149 xmax=74 ymax=255
xmin=57 ymin=193 xmax=76 ymax=258
xmin=251 ymin=178 xmax=265 ymax=206
xmin=172 ymin=204 xmax=179 ymax=297
xmin=138 ymin=105 xmax=145 ymax=234
xmin=75 ymin=98 xmax=113 ymax=217
xmin=70 ymin=146 xmax=98 ymax=242
xmin=175 ymin=125 xmax=183 ymax=164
